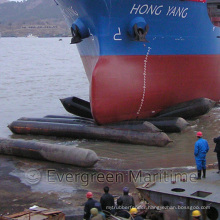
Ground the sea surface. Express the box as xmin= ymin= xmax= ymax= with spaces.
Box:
xmin=0 ymin=37 xmax=219 ymax=171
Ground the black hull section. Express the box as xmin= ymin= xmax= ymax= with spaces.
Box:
xmin=60 ymin=96 xmax=93 ymax=119
xmin=155 ymin=98 xmax=216 ymax=119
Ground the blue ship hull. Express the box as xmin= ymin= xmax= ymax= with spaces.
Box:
xmin=56 ymin=0 xmax=220 ymax=124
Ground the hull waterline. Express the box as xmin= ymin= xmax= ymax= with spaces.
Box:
xmin=56 ymin=0 xmax=220 ymax=124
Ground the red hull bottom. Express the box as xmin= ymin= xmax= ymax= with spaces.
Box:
xmin=82 ymin=55 xmax=220 ymax=124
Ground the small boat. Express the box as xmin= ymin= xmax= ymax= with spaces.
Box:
xmin=26 ymin=34 xmax=38 ymax=38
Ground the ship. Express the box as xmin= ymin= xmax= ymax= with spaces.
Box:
xmin=55 ymin=0 xmax=220 ymax=124
xmin=26 ymin=34 xmax=38 ymax=38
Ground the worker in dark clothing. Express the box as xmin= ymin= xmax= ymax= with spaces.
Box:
xmin=119 ymin=187 xmax=135 ymax=211
xmin=194 ymin=132 xmax=209 ymax=179
xmin=83 ymin=192 xmax=97 ymax=220
xmin=192 ymin=210 xmax=201 ymax=220
xmin=90 ymin=208 xmax=105 ymax=220
xmin=130 ymin=208 xmax=144 ymax=220
xmin=214 ymin=136 xmax=220 ymax=174
xmin=100 ymin=186 xmax=115 ymax=216
xmin=160 ymin=201 xmax=178 ymax=220
xmin=115 ymin=198 xmax=130 ymax=219
xmin=94 ymin=202 xmax=106 ymax=219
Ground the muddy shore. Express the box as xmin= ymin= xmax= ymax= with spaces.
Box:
xmin=0 ymin=155 xmax=139 ymax=218
xmin=0 ymin=152 xmax=218 ymax=218
xmin=0 ymin=108 xmax=219 ymax=218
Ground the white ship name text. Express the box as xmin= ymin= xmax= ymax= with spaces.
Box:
xmin=166 ymin=6 xmax=188 ymax=18
xmin=130 ymin=4 xmax=188 ymax=18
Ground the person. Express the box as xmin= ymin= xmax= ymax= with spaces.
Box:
xmin=213 ymin=136 xmax=220 ymax=174
xmin=160 ymin=201 xmax=178 ymax=220
xmin=194 ymin=131 xmax=209 ymax=179
xmin=115 ymin=198 xmax=130 ymax=219
xmin=130 ymin=208 xmax=144 ymax=220
xmin=119 ymin=187 xmax=135 ymax=211
xmin=94 ymin=202 xmax=106 ymax=219
xmin=100 ymin=186 xmax=115 ymax=216
xmin=90 ymin=208 xmax=105 ymax=220
xmin=192 ymin=210 xmax=201 ymax=220
xmin=83 ymin=192 xmax=97 ymax=220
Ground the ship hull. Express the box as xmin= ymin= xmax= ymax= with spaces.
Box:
xmin=56 ymin=0 xmax=220 ymax=124
xmin=84 ymin=54 xmax=220 ymax=124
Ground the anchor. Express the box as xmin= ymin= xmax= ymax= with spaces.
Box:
xmin=128 ymin=17 xmax=149 ymax=42
xmin=70 ymin=25 xmax=82 ymax=44
xmin=70 ymin=19 xmax=90 ymax=44
xmin=133 ymin=24 xmax=149 ymax=42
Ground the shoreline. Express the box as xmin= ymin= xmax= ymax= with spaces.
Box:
xmin=0 ymin=153 xmax=218 ymax=218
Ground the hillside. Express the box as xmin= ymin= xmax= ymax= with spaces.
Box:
xmin=0 ymin=0 xmax=8 ymax=4
xmin=0 ymin=0 xmax=70 ymax=37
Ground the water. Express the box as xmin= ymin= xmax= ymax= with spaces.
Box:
xmin=0 ymin=37 xmax=89 ymax=137
xmin=0 ymin=38 xmax=219 ymax=216
xmin=0 ymin=37 xmax=219 ymax=172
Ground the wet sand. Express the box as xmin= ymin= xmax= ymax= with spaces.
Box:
xmin=0 ymin=107 xmax=220 ymax=217
xmin=0 ymin=156 xmax=218 ymax=218
xmin=0 ymin=155 xmax=140 ymax=217
xmin=0 ymin=147 xmax=218 ymax=218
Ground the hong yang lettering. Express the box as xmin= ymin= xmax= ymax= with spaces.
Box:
xmin=130 ymin=4 xmax=163 ymax=16
xmin=166 ymin=6 xmax=188 ymax=18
